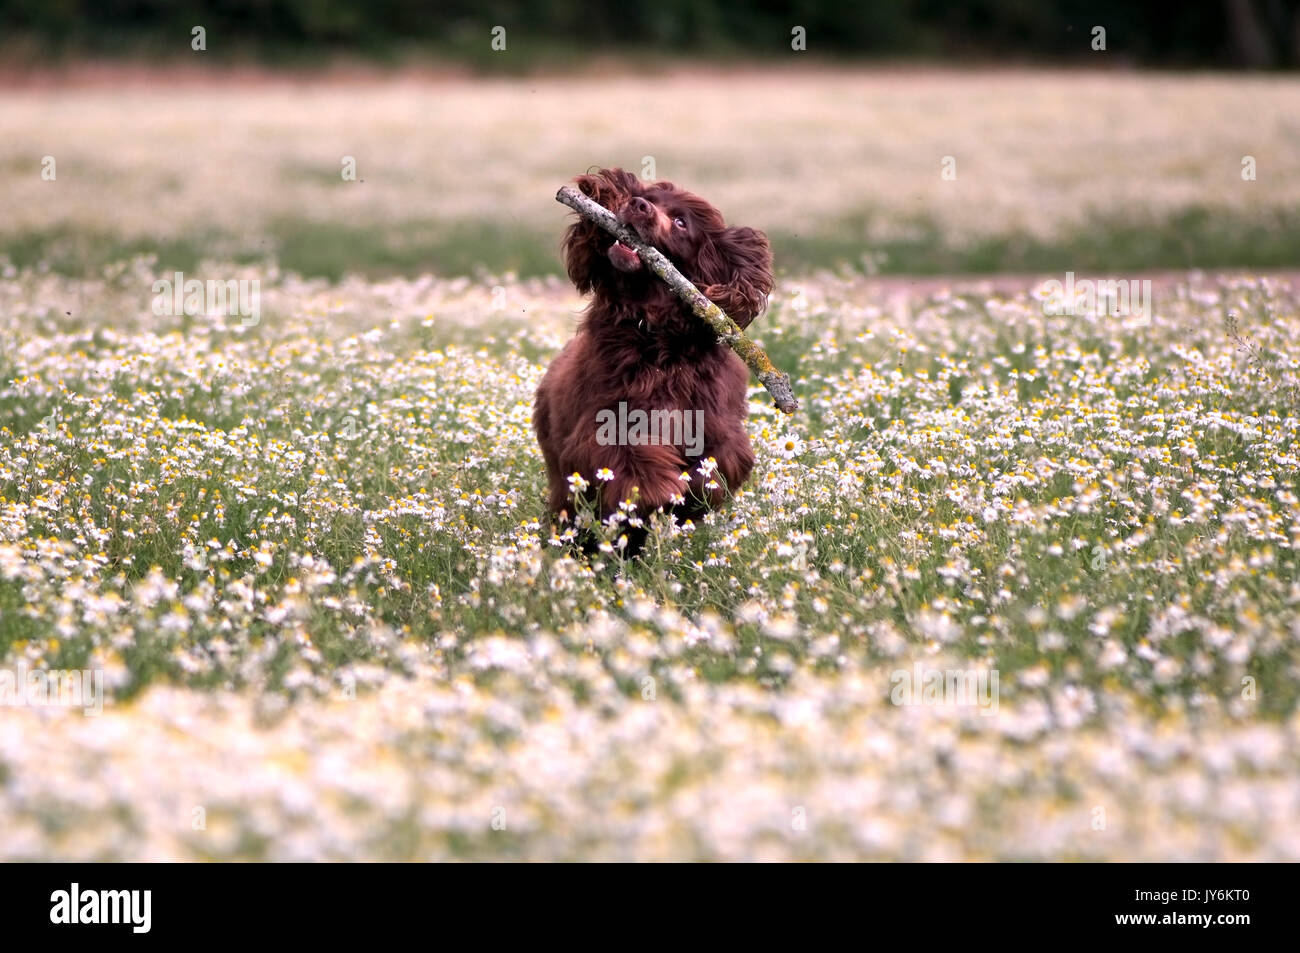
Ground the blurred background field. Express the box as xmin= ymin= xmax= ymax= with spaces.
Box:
xmin=3 ymin=0 xmax=1300 ymax=281
xmin=3 ymin=68 xmax=1299 ymax=279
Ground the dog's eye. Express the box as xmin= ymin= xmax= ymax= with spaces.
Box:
xmin=673 ymin=217 xmax=686 ymax=229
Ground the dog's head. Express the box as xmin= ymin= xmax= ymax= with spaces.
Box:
xmin=562 ymin=167 xmax=773 ymax=328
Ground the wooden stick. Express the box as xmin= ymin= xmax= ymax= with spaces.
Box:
xmin=556 ymin=185 xmax=798 ymax=414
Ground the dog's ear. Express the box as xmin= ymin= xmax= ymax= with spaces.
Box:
xmin=563 ymin=168 xmax=641 ymax=293
xmin=574 ymin=168 xmax=640 ymax=207
xmin=697 ymin=225 xmax=774 ymax=328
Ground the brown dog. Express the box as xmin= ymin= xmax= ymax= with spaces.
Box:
xmin=534 ymin=168 xmax=773 ymax=549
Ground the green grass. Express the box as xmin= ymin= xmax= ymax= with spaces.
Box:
xmin=6 ymin=204 xmax=1300 ymax=280
xmin=3 ymin=269 xmax=1297 ymax=715
xmin=3 ymin=266 xmax=1299 ymax=861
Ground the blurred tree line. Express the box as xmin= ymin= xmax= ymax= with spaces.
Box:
xmin=3 ymin=0 xmax=1299 ymax=68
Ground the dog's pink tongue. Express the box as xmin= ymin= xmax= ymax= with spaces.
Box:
xmin=609 ymin=240 xmax=642 ymax=272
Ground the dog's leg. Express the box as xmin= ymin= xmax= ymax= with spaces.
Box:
xmin=682 ymin=423 xmax=755 ymax=513
xmin=598 ymin=442 xmax=686 ymax=518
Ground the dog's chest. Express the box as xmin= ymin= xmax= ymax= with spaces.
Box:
xmin=617 ymin=350 xmax=732 ymax=408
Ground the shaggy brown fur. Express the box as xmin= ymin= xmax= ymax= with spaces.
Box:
xmin=534 ymin=168 xmax=773 ymax=548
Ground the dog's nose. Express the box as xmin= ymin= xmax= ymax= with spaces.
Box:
xmin=626 ymin=196 xmax=653 ymax=217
